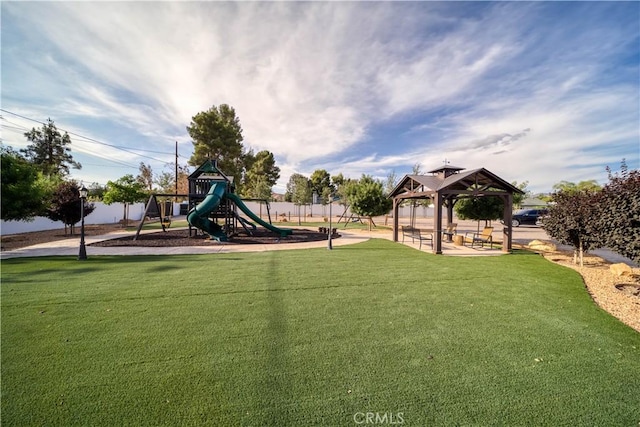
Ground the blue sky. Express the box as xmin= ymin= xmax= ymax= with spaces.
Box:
xmin=2 ymin=1 xmax=638 ymax=194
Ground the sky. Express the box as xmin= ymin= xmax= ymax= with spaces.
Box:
xmin=2 ymin=1 xmax=639 ymax=194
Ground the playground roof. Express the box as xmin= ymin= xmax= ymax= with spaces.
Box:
xmin=188 ymin=159 xmax=233 ymax=183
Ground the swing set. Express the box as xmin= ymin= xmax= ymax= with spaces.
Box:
xmin=336 ymin=204 xmax=374 ymax=228
xmin=134 ymin=193 xmax=187 ymax=240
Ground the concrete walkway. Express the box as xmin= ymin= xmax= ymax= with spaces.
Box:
xmin=3 ymin=222 xmax=634 ymax=265
xmin=0 ymin=228 xmax=371 ymax=259
xmin=1 ymin=226 xmax=506 ymax=259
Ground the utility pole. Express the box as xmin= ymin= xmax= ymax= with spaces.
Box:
xmin=175 ymin=141 xmax=178 ymax=195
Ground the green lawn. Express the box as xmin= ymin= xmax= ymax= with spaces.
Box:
xmin=2 ymin=239 xmax=639 ymax=426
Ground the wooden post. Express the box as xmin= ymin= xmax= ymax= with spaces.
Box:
xmin=446 ymin=197 xmax=454 ymax=225
xmin=434 ymin=192 xmax=443 ymax=254
xmin=392 ymin=198 xmax=399 ymax=242
xmin=502 ymin=193 xmax=513 ymax=253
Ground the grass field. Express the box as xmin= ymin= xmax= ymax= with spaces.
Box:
xmin=2 ymin=239 xmax=639 ymax=426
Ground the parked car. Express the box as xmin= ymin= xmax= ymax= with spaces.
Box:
xmin=505 ymin=209 xmax=549 ymax=227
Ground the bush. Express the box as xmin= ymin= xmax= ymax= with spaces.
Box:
xmin=596 ymin=162 xmax=640 ymax=264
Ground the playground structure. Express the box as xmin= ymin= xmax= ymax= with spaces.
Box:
xmin=134 ymin=193 xmax=188 ymax=239
xmin=186 ymin=160 xmax=292 ymax=242
xmin=133 ymin=160 xmax=292 ymax=242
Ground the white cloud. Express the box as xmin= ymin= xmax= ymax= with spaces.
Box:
xmin=2 ymin=1 xmax=638 ymax=193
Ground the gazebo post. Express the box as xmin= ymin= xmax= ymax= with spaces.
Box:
xmin=392 ymin=198 xmax=399 ymax=242
xmin=446 ymin=198 xmax=454 ymax=225
xmin=502 ymin=193 xmax=513 ymax=253
xmin=434 ymin=191 xmax=443 ymax=254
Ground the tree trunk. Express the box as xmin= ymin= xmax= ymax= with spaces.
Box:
xmin=579 ymin=239 xmax=584 ymax=267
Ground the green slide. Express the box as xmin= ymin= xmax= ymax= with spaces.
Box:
xmin=187 ymin=183 xmax=228 ymax=241
xmin=226 ymin=193 xmax=293 ymax=237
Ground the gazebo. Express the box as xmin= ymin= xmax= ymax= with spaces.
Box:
xmin=388 ymin=165 xmax=524 ymax=254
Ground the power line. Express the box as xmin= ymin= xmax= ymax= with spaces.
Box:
xmin=0 ymin=108 xmax=180 ymax=164
xmin=2 ymin=115 xmax=139 ymax=169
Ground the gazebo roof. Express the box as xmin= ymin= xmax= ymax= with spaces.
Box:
xmin=426 ymin=165 xmax=466 ymax=175
xmin=388 ymin=167 xmax=524 ymax=199
xmin=439 ymin=168 xmax=522 ymax=193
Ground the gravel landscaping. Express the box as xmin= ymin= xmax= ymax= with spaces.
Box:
xmin=541 ymin=250 xmax=640 ymax=332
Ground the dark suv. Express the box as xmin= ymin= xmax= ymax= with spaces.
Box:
xmin=509 ymin=209 xmax=548 ymax=227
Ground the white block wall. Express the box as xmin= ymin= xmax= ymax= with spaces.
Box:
xmin=1 ymin=202 xmax=146 ymax=235
xmin=1 ymin=200 xmax=439 ymax=234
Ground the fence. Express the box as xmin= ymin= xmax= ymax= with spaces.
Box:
xmin=1 ymin=201 xmax=439 ymax=235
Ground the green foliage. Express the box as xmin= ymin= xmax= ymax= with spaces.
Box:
xmin=154 ymin=164 xmax=190 ymax=200
xmin=552 ymin=179 xmax=602 ymax=194
xmin=331 ymin=173 xmax=357 ymax=206
xmin=187 ymin=104 xmax=245 ymax=183
xmin=103 ymin=174 xmax=148 ymax=223
xmin=45 ymin=181 xmax=95 ymax=234
xmin=87 ymin=182 xmax=107 ymax=201
xmin=21 ymin=118 xmax=81 ymax=177
xmin=543 ymin=189 xmax=601 ymax=265
xmin=309 ymin=169 xmax=333 ymax=204
xmin=385 ymin=170 xmax=398 ymax=195
xmin=3 ymin=245 xmax=639 ymax=426
xmin=243 ymin=150 xmax=280 ymax=199
xmin=596 ymin=161 xmax=640 ymax=264
xmin=285 ymin=173 xmax=311 ymax=206
xmin=511 ymin=180 xmax=530 ymax=208
xmin=0 ymin=147 xmax=50 ymax=221
xmin=103 ymin=175 xmax=148 ymax=205
xmin=350 ymin=175 xmax=393 ymax=223
xmin=454 ymin=196 xmax=504 ymax=225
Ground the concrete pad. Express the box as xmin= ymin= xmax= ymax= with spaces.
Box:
xmin=0 ymin=228 xmax=371 ymax=259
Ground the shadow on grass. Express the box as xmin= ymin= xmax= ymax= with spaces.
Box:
xmin=256 ymin=250 xmax=292 ymax=423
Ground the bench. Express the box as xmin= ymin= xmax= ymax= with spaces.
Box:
xmin=401 ymin=225 xmax=433 ymax=249
xmin=442 ymin=223 xmax=457 ymax=242
xmin=464 ymin=226 xmax=494 ymax=248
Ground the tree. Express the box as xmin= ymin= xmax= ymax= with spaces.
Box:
xmin=242 ymin=150 xmax=280 ymax=199
xmin=187 ymin=104 xmax=245 ymax=185
xmin=543 ymin=189 xmax=601 ymax=266
xmin=1 ymin=146 xmax=49 ymax=221
xmin=103 ymin=174 xmax=148 ymax=225
xmin=88 ymin=182 xmax=107 ymax=201
xmin=21 ymin=118 xmax=81 ymax=177
xmin=45 ymin=181 xmax=95 ymax=235
xmin=331 ymin=173 xmax=357 ymax=207
xmin=552 ymin=180 xmax=602 ymax=194
xmin=309 ymin=169 xmax=333 ymax=204
xmin=137 ymin=162 xmax=154 ymax=192
xmin=454 ymin=196 xmax=504 ymax=228
xmin=511 ymin=180 xmax=530 ymax=208
xmin=155 ymin=163 xmax=190 ymax=200
xmin=285 ymin=173 xmax=312 ymax=224
xmin=596 ymin=161 xmax=640 ymax=264
xmin=350 ymin=175 xmax=393 ymax=230
xmin=385 ymin=170 xmax=398 ymax=195
xmin=245 ymin=175 xmax=273 ymax=200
